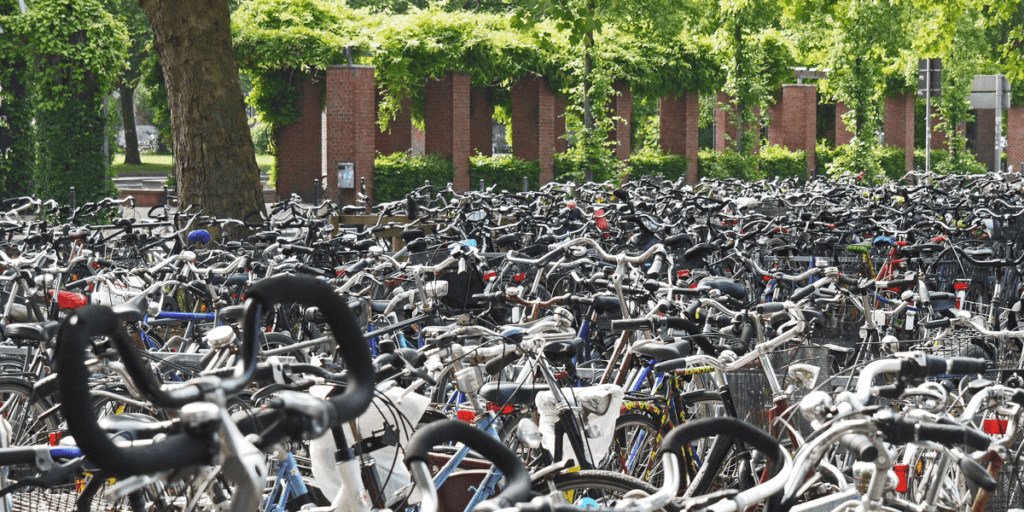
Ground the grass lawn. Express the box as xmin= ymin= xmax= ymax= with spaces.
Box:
xmin=111 ymin=153 xmax=273 ymax=176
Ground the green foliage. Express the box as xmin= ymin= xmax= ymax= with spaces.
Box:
xmin=1 ymin=0 xmax=128 ymax=205
xmin=470 ymin=155 xmax=540 ymax=192
xmin=627 ymin=148 xmax=687 ymax=181
xmin=251 ymin=122 xmax=273 ymax=154
xmin=141 ymin=51 xmax=172 ymax=151
xmin=698 ymin=149 xmax=761 ymax=181
xmin=819 ymin=140 xmax=906 ymax=183
xmin=913 ymin=149 xmax=987 ymax=175
xmin=759 ymin=144 xmax=807 ymax=182
xmin=374 ymin=153 xmax=454 ymax=203
xmin=0 ymin=59 xmax=35 ymax=198
xmin=554 ymin=147 xmax=619 ymax=183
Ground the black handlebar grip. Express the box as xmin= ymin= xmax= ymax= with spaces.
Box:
xmin=791 ymin=283 xmax=817 ymax=301
xmin=960 ymin=456 xmax=998 ymax=493
xmin=471 ymin=292 xmax=505 ymax=303
xmin=94 ymin=259 xmax=114 ymax=268
xmin=1012 ymin=389 xmax=1024 ymax=407
xmin=885 ymin=275 xmax=918 ymax=288
xmin=283 ymin=244 xmax=315 ymax=255
xmin=947 ymin=357 xmax=988 ymax=375
xmin=756 ymin=302 xmax=786 ymax=315
xmin=0 ymin=447 xmax=44 ymax=466
xmin=924 ymin=318 xmax=952 ymax=329
xmin=838 ymin=434 xmax=879 ymax=462
xmin=837 ymin=274 xmax=860 ymax=286
xmin=660 ymin=418 xmax=783 ymax=467
xmin=917 ymin=423 xmax=991 ymax=452
xmin=244 ymin=276 xmax=374 ymax=425
xmin=484 ymin=350 xmax=520 ymax=376
xmin=739 ymin=322 xmax=755 ymax=347
xmin=56 ymin=306 xmax=213 ymax=475
xmin=405 ymin=420 xmax=532 ymax=509
xmin=65 ymin=279 xmax=90 ymax=291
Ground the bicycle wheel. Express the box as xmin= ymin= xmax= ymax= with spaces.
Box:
xmin=532 ymin=470 xmax=664 ymax=509
xmin=0 ymin=378 xmax=59 ymax=447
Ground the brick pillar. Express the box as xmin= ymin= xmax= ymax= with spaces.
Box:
xmin=766 ymin=91 xmax=784 ymax=147
xmin=884 ymin=93 xmax=914 ymax=172
xmin=715 ymin=92 xmax=737 ymax=151
xmin=835 ymin=102 xmax=854 ymax=146
xmin=425 ymin=72 xmax=471 ymax=190
xmin=782 ymin=84 xmax=817 ymax=171
xmin=276 ymin=75 xmax=323 ymax=202
xmin=975 ymin=109 xmax=996 ymax=173
xmin=608 ymin=80 xmax=632 ymax=161
xmin=554 ymin=96 xmax=568 ymax=153
xmin=660 ymin=91 xmax=699 ymax=185
xmin=325 ymin=66 xmax=375 ymax=205
xmin=470 ymin=87 xmax=493 ymax=157
xmin=375 ymin=95 xmax=412 ymax=156
xmin=1009 ymin=105 xmax=1024 ymax=173
xmin=511 ymin=75 xmax=555 ymax=183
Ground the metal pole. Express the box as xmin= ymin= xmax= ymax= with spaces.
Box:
xmin=925 ymin=62 xmax=932 ymax=174
xmin=523 ymin=176 xmax=528 ymax=192
xmin=69 ymin=187 xmax=75 ymax=212
xmin=479 ymin=179 xmax=484 ymax=192
xmin=996 ymin=77 xmax=1003 ymax=173
xmin=314 ymin=179 xmax=320 ymax=205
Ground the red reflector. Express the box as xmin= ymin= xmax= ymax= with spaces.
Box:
xmin=954 ymin=283 xmax=970 ymax=291
xmin=513 ymin=273 xmax=526 ymax=282
xmin=91 ymin=262 xmax=101 ymax=269
xmin=763 ymin=276 xmax=772 ymax=281
xmin=894 ymin=465 xmax=909 ymax=493
xmin=826 ymin=224 xmax=835 ymax=229
xmin=677 ymin=270 xmax=690 ymax=279
xmin=336 ymin=270 xmax=345 ymax=277
xmin=596 ymin=217 xmax=608 ymax=231
xmin=602 ymin=232 xmax=610 ymax=238
xmin=54 ymin=291 xmax=87 ymax=309
xmin=567 ymin=202 xmax=576 ymax=209
xmin=895 ymin=240 xmax=907 ymax=246
xmin=49 ymin=432 xmax=62 ymax=446
xmin=984 ymin=419 xmax=1008 ymax=434
xmin=456 ymin=410 xmax=475 ymax=423
xmin=688 ymin=282 xmax=699 ymax=289
xmin=554 ymin=371 xmax=569 ymax=379
xmin=484 ymin=272 xmax=497 ymax=281
xmin=486 ymin=402 xmax=515 ymax=414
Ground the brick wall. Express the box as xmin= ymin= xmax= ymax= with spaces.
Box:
xmin=659 ymin=92 xmax=699 ymax=185
xmin=781 ymin=84 xmax=817 ymax=171
xmin=325 ymin=66 xmax=376 ymax=205
xmin=608 ymin=80 xmax=632 ymax=161
xmin=554 ymin=96 xmax=567 ymax=153
xmin=375 ymin=94 xmax=412 ymax=156
xmin=884 ymin=93 xmax=914 ymax=172
xmin=835 ymin=102 xmax=854 ymax=146
xmin=425 ymin=72 xmax=471 ymax=190
xmin=511 ymin=75 xmax=555 ymax=183
xmin=1009 ymin=105 xmax=1024 ymax=173
xmin=928 ymin=104 xmax=950 ymax=151
xmin=275 ymin=76 xmax=324 ymax=202
xmin=975 ymin=109 xmax=996 ymax=173
xmin=470 ymin=87 xmax=493 ymax=157
xmin=766 ymin=91 xmax=784 ymax=147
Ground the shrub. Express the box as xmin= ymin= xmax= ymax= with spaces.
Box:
xmin=469 ymin=155 xmax=540 ymax=192
xmin=627 ymin=148 xmax=688 ymax=181
xmin=251 ymin=122 xmax=273 ymax=155
xmin=913 ymin=149 xmax=986 ymax=175
xmin=698 ymin=149 xmax=761 ymax=181
xmin=759 ymin=145 xmax=807 ymax=183
xmin=818 ymin=142 xmax=906 ymax=183
xmin=374 ymin=153 xmax=454 ymax=203
xmin=554 ymin=148 xmax=620 ymax=183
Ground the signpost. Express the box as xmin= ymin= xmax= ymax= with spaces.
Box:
xmin=970 ymin=75 xmax=1011 ymax=172
xmin=918 ymin=59 xmax=942 ymax=173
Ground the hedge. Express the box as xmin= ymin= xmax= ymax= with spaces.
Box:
xmin=759 ymin=145 xmax=807 ymax=183
xmin=698 ymin=149 xmax=761 ymax=181
xmin=912 ymin=149 xmax=987 ymax=175
xmin=627 ymin=150 xmax=688 ymax=181
xmin=374 ymin=153 xmax=454 ymax=203
xmin=554 ymin=151 xmax=619 ymax=183
xmin=817 ymin=143 xmax=906 ymax=181
xmin=471 ymin=155 xmax=540 ymax=192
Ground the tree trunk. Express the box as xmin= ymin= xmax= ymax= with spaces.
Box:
xmin=137 ymin=0 xmax=263 ymax=231
xmin=120 ymin=84 xmax=143 ymax=165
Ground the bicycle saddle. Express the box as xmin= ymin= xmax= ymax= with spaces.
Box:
xmin=478 ymin=382 xmax=550 ymax=406
xmin=5 ymin=321 xmax=60 ymax=342
xmin=700 ymin=276 xmax=747 ymax=301
xmin=630 ymin=339 xmax=692 ymax=361
xmin=112 ymin=295 xmax=149 ymax=324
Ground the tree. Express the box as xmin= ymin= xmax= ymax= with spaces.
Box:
xmin=137 ymin=0 xmax=264 ymax=227
xmin=105 ymin=0 xmax=151 ymax=165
